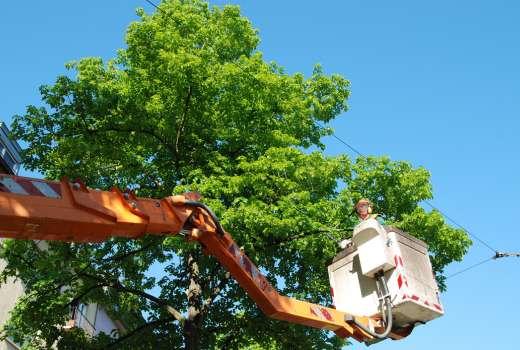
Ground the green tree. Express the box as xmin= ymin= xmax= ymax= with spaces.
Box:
xmin=1 ymin=1 xmax=470 ymax=349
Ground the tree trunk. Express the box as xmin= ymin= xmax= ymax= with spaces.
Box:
xmin=184 ymin=251 xmax=203 ymax=350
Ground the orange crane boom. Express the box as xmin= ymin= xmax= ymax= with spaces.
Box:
xmin=0 ymin=173 xmax=380 ymax=342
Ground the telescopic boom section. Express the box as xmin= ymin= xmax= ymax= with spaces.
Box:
xmin=0 ymin=174 xmax=373 ymax=342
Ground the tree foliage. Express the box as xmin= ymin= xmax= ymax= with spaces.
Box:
xmin=2 ymin=0 xmax=470 ymax=349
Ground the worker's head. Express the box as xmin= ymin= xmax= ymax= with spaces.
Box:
xmin=355 ymin=199 xmax=372 ymax=220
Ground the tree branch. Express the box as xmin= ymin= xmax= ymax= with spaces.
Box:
xmin=89 ymin=124 xmax=177 ymax=157
xmin=105 ymin=316 xmax=175 ymax=349
xmin=175 ymin=84 xmax=192 ymax=156
xmin=101 ymin=240 xmax=160 ymax=265
xmin=202 ymin=271 xmax=230 ymax=314
xmin=3 ymin=251 xmax=81 ymax=299
xmin=63 ymin=283 xmax=106 ymax=309
xmin=262 ymin=229 xmax=329 ymax=249
xmin=78 ymin=272 xmax=185 ymax=323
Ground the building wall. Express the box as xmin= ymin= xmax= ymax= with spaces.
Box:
xmin=0 ymin=123 xmax=23 ymax=348
xmin=0 ymin=259 xmax=25 ymax=350
xmin=0 ymin=122 xmax=21 ymax=175
xmin=0 ymin=338 xmax=19 ymax=350
xmin=0 ymin=242 xmax=122 ymax=348
xmin=0 ymin=277 xmax=120 ymax=348
xmin=0 ymin=260 xmax=24 ymax=325
xmin=0 ymin=244 xmax=122 ymax=348
xmin=73 ymin=303 xmax=122 ymax=337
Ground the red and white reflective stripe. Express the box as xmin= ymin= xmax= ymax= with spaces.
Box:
xmin=0 ymin=177 xmax=28 ymax=194
xmin=393 ymin=253 xmax=444 ymax=312
xmin=310 ymin=305 xmax=333 ymax=321
xmin=394 ymin=254 xmax=404 ymax=267
xmin=397 ymin=274 xmax=409 ymax=289
xmin=0 ymin=176 xmax=61 ymax=198
xmin=394 ymin=254 xmax=409 ymax=289
xmin=402 ymin=294 xmax=444 ymax=312
xmin=397 ymin=274 xmax=403 ymax=289
xmin=31 ymin=181 xmax=60 ymax=198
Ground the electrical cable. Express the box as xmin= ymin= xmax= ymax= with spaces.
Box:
xmin=349 ymin=273 xmax=393 ymax=340
xmin=329 ymin=133 xmax=364 ymax=157
xmin=184 ymin=200 xmax=226 ymax=236
xmin=316 ymin=121 xmax=500 ymax=255
xmin=143 ymin=0 xmax=513 ymax=279
xmin=320 ymin=127 xmax=509 ymax=279
xmin=446 ymin=256 xmax=495 ymax=280
xmin=446 ymin=251 xmax=520 ymax=280
xmin=320 ymin=122 xmax=499 ymax=255
xmin=423 ymin=201 xmax=497 ymax=253
xmin=140 ymin=0 xmax=505 ymax=256
xmin=144 ymin=0 xmax=160 ymax=11
xmin=316 ymin=121 xmax=364 ymax=157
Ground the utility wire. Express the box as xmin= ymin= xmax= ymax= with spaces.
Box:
xmin=317 ymin=120 xmax=515 ymax=281
xmin=321 ymin=126 xmax=520 ymax=279
xmin=144 ymin=0 xmax=160 ymax=11
xmin=318 ymin=120 xmax=500 ymax=254
xmin=447 ymin=252 xmax=520 ymax=279
xmin=318 ymin=121 xmax=364 ymax=157
xmin=423 ymin=201 xmax=497 ymax=253
xmin=446 ymin=256 xmax=494 ymax=280
xmin=329 ymin=133 xmax=364 ymax=157
xmin=143 ymin=0 xmax=516 ymax=278
xmin=140 ymin=3 xmax=492 ymax=252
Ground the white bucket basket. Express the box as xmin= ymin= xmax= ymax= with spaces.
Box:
xmin=328 ymin=219 xmax=444 ymax=328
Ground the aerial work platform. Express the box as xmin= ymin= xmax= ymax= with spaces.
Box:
xmin=328 ymin=219 xmax=443 ymax=331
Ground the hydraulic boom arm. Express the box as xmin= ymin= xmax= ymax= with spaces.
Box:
xmin=0 ymin=174 xmax=376 ymax=342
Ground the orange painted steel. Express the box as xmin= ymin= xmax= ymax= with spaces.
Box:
xmin=0 ymin=174 xmax=374 ymax=342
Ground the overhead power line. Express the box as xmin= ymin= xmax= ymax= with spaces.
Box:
xmin=318 ymin=121 xmax=500 ymax=255
xmin=335 ymin=133 xmax=499 ymax=254
xmin=316 ymin=121 xmax=519 ymax=281
xmin=142 ymin=0 xmax=518 ymax=279
xmin=321 ymin=126 xmax=520 ymax=279
xmin=144 ymin=0 xmax=160 ymax=11
xmin=329 ymin=133 xmax=364 ymax=157
xmin=423 ymin=201 xmax=497 ymax=253
xmin=445 ymin=252 xmax=520 ymax=280
xmin=446 ymin=257 xmax=494 ymax=279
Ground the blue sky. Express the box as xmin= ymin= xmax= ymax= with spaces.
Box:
xmin=1 ymin=1 xmax=519 ymax=349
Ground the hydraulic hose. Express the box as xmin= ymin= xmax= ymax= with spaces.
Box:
xmin=351 ymin=273 xmax=393 ymax=340
xmin=184 ymin=200 xmax=226 ymax=236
